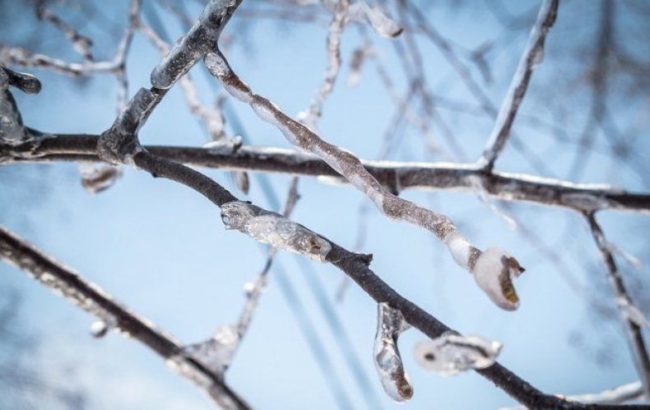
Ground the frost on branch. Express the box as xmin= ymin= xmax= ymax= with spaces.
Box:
xmin=446 ymin=233 xmax=524 ymax=311
xmin=220 ymin=201 xmax=331 ymax=261
xmin=414 ymin=332 xmax=502 ymax=376
xmin=79 ymin=163 xmax=122 ymax=194
xmin=373 ymin=303 xmax=413 ymax=402
xmin=182 ymin=325 xmax=240 ymax=376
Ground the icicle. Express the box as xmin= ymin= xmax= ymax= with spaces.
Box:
xmin=90 ymin=320 xmax=110 ymax=338
xmin=414 ymin=332 xmax=502 ymax=376
xmin=373 ymin=303 xmax=413 ymax=402
xmin=348 ymin=2 xmax=403 ymax=39
xmin=472 ymin=247 xmax=524 ymax=311
xmin=79 ymin=163 xmax=122 ymax=194
xmin=220 ymin=201 xmax=331 ymax=261
xmin=182 ymin=325 xmax=240 ymax=376
xmin=617 ymin=297 xmax=650 ymax=328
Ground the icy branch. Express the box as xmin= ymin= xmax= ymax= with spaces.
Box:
xmin=5 ymin=135 xmax=650 ymax=214
xmin=477 ymin=0 xmax=558 ymax=171
xmin=0 ymin=226 xmax=250 ymax=410
xmin=373 ymin=303 xmax=413 ymax=402
xmin=584 ymin=212 xmax=650 ymax=397
xmin=414 ymin=332 xmax=502 ymax=376
xmin=220 ymin=200 xmax=331 ymax=261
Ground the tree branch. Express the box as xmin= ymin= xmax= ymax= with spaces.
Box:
xmin=3 ymin=134 xmax=650 ymax=214
xmin=0 ymin=226 xmax=251 ymax=410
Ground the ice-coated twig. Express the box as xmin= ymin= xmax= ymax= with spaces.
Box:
xmin=150 ymin=0 xmax=243 ymax=90
xmin=373 ymin=303 xmax=412 ymax=402
xmin=584 ymin=212 xmax=650 ymax=397
xmin=347 ymin=1 xmax=403 ymax=38
xmin=299 ymin=0 xmax=349 ymax=128
xmin=413 ymin=332 xmax=502 ymax=376
xmin=6 ymin=134 xmax=650 ymax=215
xmin=204 ymin=48 xmax=526 ymax=310
xmin=35 ymin=1 xmax=95 ymax=61
xmin=477 ymin=0 xmax=558 ymax=172
xmin=503 ymin=381 xmax=644 ymax=409
xmin=0 ymin=226 xmax=250 ymax=410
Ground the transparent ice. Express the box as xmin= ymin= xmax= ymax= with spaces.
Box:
xmin=373 ymin=303 xmax=413 ymax=402
xmin=414 ymin=332 xmax=502 ymax=376
xmin=182 ymin=325 xmax=240 ymax=376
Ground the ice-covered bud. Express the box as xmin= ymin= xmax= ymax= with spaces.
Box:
xmin=183 ymin=325 xmax=240 ymax=376
xmin=220 ymin=201 xmax=331 ymax=261
xmin=373 ymin=303 xmax=413 ymax=402
xmin=79 ymin=163 xmax=122 ymax=194
xmin=414 ymin=332 xmax=502 ymax=376
xmin=472 ymin=248 xmax=524 ymax=311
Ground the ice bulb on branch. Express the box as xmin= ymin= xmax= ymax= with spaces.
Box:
xmin=373 ymin=303 xmax=413 ymax=402
xmin=446 ymin=233 xmax=524 ymax=310
xmin=414 ymin=332 xmax=502 ymax=376
xmin=220 ymin=201 xmax=331 ymax=261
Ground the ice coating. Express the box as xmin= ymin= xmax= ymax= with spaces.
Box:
xmin=79 ymin=163 xmax=122 ymax=194
xmin=150 ymin=0 xmax=241 ymax=89
xmin=373 ymin=303 xmax=413 ymax=402
xmin=348 ymin=2 xmax=403 ymax=38
xmin=414 ymin=332 xmax=502 ymax=376
xmin=617 ymin=297 xmax=650 ymax=328
xmin=472 ymin=247 xmax=524 ymax=311
xmin=183 ymin=325 xmax=239 ymax=375
xmin=220 ymin=201 xmax=331 ymax=262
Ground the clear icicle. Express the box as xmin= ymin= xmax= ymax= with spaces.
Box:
xmin=414 ymin=332 xmax=502 ymax=376
xmin=183 ymin=325 xmax=240 ymax=376
xmin=348 ymin=2 xmax=403 ymax=39
xmin=617 ymin=297 xmax=650 ymax=328
xmin=79 ymin=163 xmax=122 ymax=194
xmin=220 ymin=201 xmax=331 ymax=262
xmin=373 ymin=303 xmax=413 ymax=402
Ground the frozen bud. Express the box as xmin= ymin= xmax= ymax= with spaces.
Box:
xmin=220 ymin=201 xmax=331 ymax=262
xmin=79 ymin=164 xmax=122 ymax=194
xmin=89 ymin=320 xmax=110 ymax=338
xmin=414 ymin=332 xmax=502 ymax=376
xmin=183 ymin=325 xmax=240 ymax=376
xmin=374 ymin=303 xmax=413 ymax=402
xmin=472 ymin=248 xmax=524 ymax=311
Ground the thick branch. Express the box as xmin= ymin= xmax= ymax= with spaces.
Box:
xmin=3 ymin=134 xmax=650 ymax=214
xmin=0 ymin=226 xmax=250 ymax=410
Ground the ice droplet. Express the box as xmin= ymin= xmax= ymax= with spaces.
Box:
xmin=90 ymin=320 xmax=110 ymax=338
xmin=414 ymin=332 xmax=502 ymax=376
xmin=220 ymin=201 xmax=331 ymax=261
xmin=79 ymin=163 xmax=122 ymax=194
xmin=472 ymin=248 xmax=524 ymax=311
xmin=183 ymin=325 xmax=240 ymax=376
xmin=373 ymin=303 xmax=413 ymax=402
